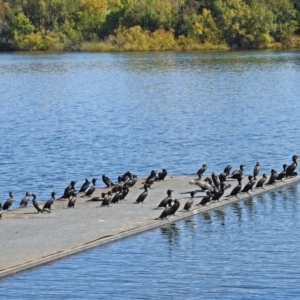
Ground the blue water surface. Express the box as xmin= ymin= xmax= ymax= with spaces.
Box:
xmin=0 ymin=50 xmax=300 ymax=299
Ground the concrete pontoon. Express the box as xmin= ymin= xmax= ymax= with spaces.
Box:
xmin=0 ymin=174 xmax=299 ymax=278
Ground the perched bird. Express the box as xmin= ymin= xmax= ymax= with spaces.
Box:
xmin=43 ymin=191 xmax=55 ymax=211
xmin=3 ymin=192 xmax=14 ymax=211
xmin=168 ymin=199 xmax=181 ymax=216
xmin=67 ymin=192 xmax=77 ymax=208
xmin=183 ymin=191 xmax=195 ymax=211
xmin=120 ymin=185 xmax=130 ymax=201
xmin=156 ymin=199 xmax=181 ymax=219
xmin=101 ymin=192 xmax=112 ymax=207
xmin=267 ymin=169 xmax=277 ymax=185
xmin=0 ymin=203 xmax=2 ymax=220
xmin=230 ymin=165 xmax=245 ymax=179
xmin=155 ymin=206 xmax=172 ymax=220
xmin=156 ymin=169 xmax=167 ymax=181
xmin=125 ymin=174 xmax=138 ymax=188
xmin=241 ymin=175 xmax=253 ymax=194
xmin=253 ymin=162 xmax=260 ymax=178
xmin=111 ymin=183 xmax=122 ymax=193
xmin=142 ymin=170 xmax=156 ymax=188
xmin=211 ymin=183 xmax=225 ymax=201
xmin=196 ymin=191 xmax=212 ymax=206
xmin=79 ymin=179 xmax=90 ymax=193
xmin=136 ymin=184 xmax=149 ymax=204
xmin=58 ymin=181 xmax=76 ymax=200
xmin=82 ymin=178 xmax=97 ymax=197
xmin=32 ymin=194 xmax=43 ymax=213
xmin=197 ymin=164 xmax=207 ymax=180
xmin=19 ymin=192 xmax=32 ymax=208
xmin=277 ymin=164 xmax=287 ymax=181
xmin=189 ymin=179 xmax=212 ymax=192
xmin=102 ymin=175 xmax=114 ymax=188
xmin=219 ymin=171 xmax=228 ymax=183
xmin=229 ymin=176 xmax=243 ymax=198
xmin=286 ymin=155 xmax=298 ymax=177
xmin=111 ymin=186 xmax=123 ymax=204
xmin=119 ymin=171 xmax=132 ymax=183
xmin=223 ymin=165 xmax=232 ymax=174
xmin=155 ymin=189 xmax=174 ymax=209
xmin=256 ymin=174 xmax=267 ymax=189
xmin=212 ymin=172 xmax=220 ymax=190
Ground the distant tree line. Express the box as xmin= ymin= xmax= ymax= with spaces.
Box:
xmin=0 ymin=0 xmax=299 ymax=51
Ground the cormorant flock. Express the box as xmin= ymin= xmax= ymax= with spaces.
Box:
xmin=0 ymin=155 xmax=298 ymax=221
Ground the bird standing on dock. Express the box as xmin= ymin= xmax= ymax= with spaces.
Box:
xmin=211 ymin=183 xmax=225 ymax=201
xmin=196 ymin=191 xmax=212 ymax=206
xmin=3 ymin=192 xmax=14 ymax=211
xmin=156 ymin=169 xmax=168 ymax=181
xmin=125 ymin=174 xmax=138 ymax=188
xmin=155 ymin=189 xmax=174 ymax=209
xmin=120 ymin=185 xmax=130 ymax=201
xmin=143 ymin=170 xmax=156 ymax=188
xmin=253 ymin=162 xmax=260 ymax=179
xmin=19 ymin=192 xmax=32 ymax=208
xmin=136 ymin=184 xmax=149 ymax=204
xmin=58 ymin=181 xmax=76 ymax=200
xmin=79 ymin=178 xmax=90 ymax=193
xmin=241 ymin=176 xmax=253 ymax=194
xmin=101 ymin=191 xmax=112 ymax=206
xmin=197 ymin=164 xmax=207 ymax=180
xmin=286 ymin=155 xmax=298 ymax=177
xmin=277 ymin=164 xmax=287 ymax=181
xmin=82 ymin=178 xmax=97 ymax=197
xmin=43 ymin=192 xmax=55 ymax=211
xmin=256 ymin=174 xmax=267 ymax=189
xmin=32 ymin=194 xmax=44 ymax=213
xmin=67 ymin=192 xmax=77 ymax=208
xmin=102 ymin=175 xmax=114 ymax=188
xmin=111 ymin=186 xmax=123 ymax=203
xmin=267 ymin=169 xmax=277 ymax=185
xmin=230 ymin=165 xmax=245 ymax=179
xmin=229 ymin=176 xmax=243 ymax=198
xmin=169 ymin=199 xmax=181 ymax=216
xmin=224 ymin=165 xmax=232 ymax=174
xmin=212 ymin=172 xmax=220 ymax=190
xmin=183 ymin=191 xmax=195 ymax=211
xmin=156 ymin=199 xmax=180 ymax=219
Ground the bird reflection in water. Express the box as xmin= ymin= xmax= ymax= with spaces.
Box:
xmin=202 ymin=212 xmax=212 ymax=223
xmin=243 ymin=197 xmax=255 ymax=218
xmin=160 ymin=222 xmax=180 ymax=248
xmin=214 ymin=209 xmax=226 ymax=227
xmin=232 ymin=202 xmax=242 ymax=224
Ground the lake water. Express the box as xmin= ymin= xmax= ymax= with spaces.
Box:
xmin=0 ymin=50 xmax=300 ymax=298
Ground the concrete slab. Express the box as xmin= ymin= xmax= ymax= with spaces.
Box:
xmin=0 ymin=174 xmax=299 ymax=278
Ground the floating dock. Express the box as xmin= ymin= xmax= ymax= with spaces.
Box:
xmin=0 ymin=174 xmax=299 ymax=278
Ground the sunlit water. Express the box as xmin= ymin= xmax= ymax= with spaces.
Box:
xmin=0 ymin=50 xmax=300 ymax=298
